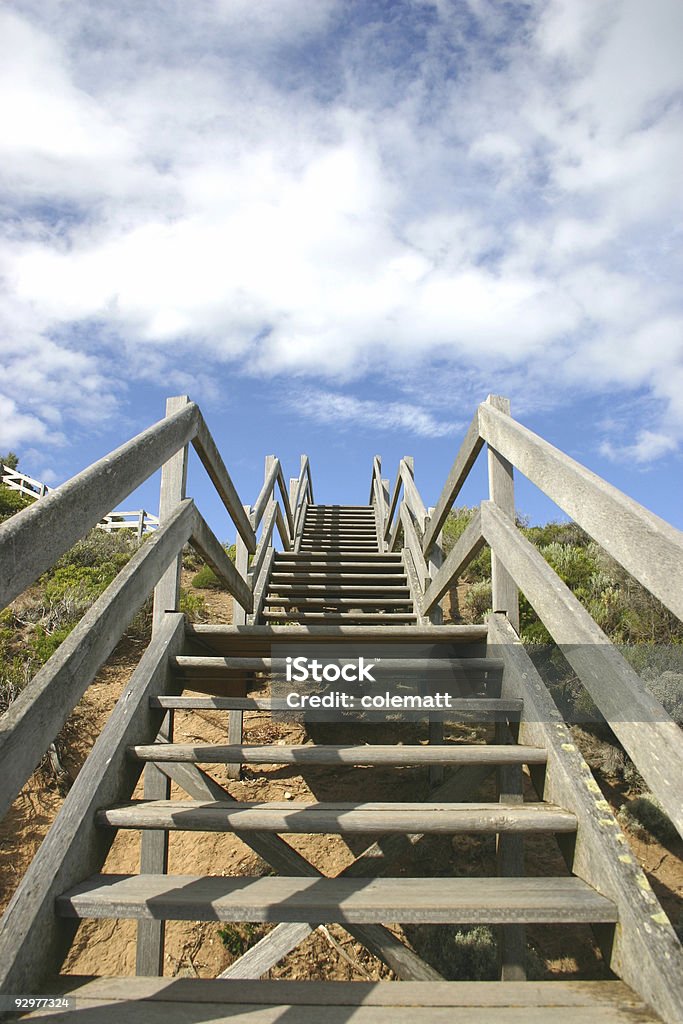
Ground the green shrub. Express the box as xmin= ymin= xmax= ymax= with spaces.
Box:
xmin=191 ymin=565 xmax=224 ymax=590
xmin=179 ymin=588 xmax=208 ymax=621
xmin=617 ymin=795 xmax=678 ymax=845
xmin=0 ymin=484 xmax=34 ymax=523
xmin=217 ymin=923 xmax=258 ymax=956
xmin=462 ymin=580 xmax=492 ymax=623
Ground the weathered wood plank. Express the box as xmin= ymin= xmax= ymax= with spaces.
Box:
xmin=400 ymin=505 xmax=429 ymax=592
xmin=0 ymin=401 xmax=199 ymax=611
xmin=190 ymin=508 xmax=253 ymax=612
xmin=486 ymin=396 xmax=519 ymax=633
xmin=0 ymin=502 xmax=195 ymax=822
xmin=153 ymin=759 xmax=442 ymax=981
xmin=423 ymin=412 xmax=483 ymax=557
xmin=193 ymin=411 xmax=256 ymax=553
xmin=482 ymin=502 xmax=683 ymax=837
xmin=128 ymin=744 xmax=547 ymax=766
xmin=488 ymin=612 xmax=683 ymax=1024
xmin=252 ymin=459 xmax=280 ymax=528
xmin=57 ymin=874 xmax=618 ymax=925
xmin=97 ymin=800 xmax=574 ymax=834
xmin=478 ymin=401 xmax=683 ymax=621
xmin=422 ymin=510 xmax=485 ymax=614
xmin=33 ymin=976 xmax=663 ymax=1017
xmin=0 ymin=614 xmax=185 ymax=996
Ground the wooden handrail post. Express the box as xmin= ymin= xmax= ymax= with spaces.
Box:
xmin=426 ymin=506 xmax=444 ymax=626
xmin=485 ymin=396 xmax=519 ymax=633
xmin=138 ymin=396 xmax=189 ymax=976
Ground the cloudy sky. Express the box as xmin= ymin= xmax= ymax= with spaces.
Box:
xmin=1 ymin=0 xmax=682 ymax=528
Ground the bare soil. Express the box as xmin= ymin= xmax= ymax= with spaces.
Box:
xmin=1 ymin=579 xmax=681 ymax=983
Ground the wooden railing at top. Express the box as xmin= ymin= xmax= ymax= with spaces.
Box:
xmin=0 ymin=396 xmax=310 ymax=820
xmin=371 ymin=394 xmax=683 ymax=837
xmin=1 ymin=464 xmax=160 ymax=537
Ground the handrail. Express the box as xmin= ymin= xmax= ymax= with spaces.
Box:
xmin=193 ymin=413 xmax=256 ymax=553
xmin=0 ymin=401 xmax=200 ymax=612
xmin=0 ymin=500 xmax=195 ymax=820
xmin=481 ymin=500 xmax=683 ymax=836
xmin=422 ymin=412 xmax=483 ymax=556
xmin=477 ymin=402 xmax=683 ymax=621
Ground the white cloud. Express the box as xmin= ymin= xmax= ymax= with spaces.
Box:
xmin=297 ymin=391 xmax=457 ymax=438
xmin=0 ymin=0 xmax=682 ymax=463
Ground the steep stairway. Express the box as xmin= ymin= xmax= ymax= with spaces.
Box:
xmin=20 ymin=623 xmax=661 ymax=1022
xmin=263 ymin=504 xmax=417 ymax=624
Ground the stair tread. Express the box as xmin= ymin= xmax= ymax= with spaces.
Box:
xmin=126 ymin=745 xmax=544 ymax=761
xmin=128 ymin=743 xmax=547 ymax=765
xmin=150 ymin=696 xmax=522 ymax=720
xmin=25 ymin=977 xmax=661 ymax=1022
xmin=57 ymin=874 xmax=617 ymax=924
xmin=264 ymin=597 xmax=413 ymax=606
xmin=98 ymin=799 xmax=573 ymax=834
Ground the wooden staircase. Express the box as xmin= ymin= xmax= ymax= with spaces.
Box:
xmin=263 ymin=504 xmax=416 ymax=625
xmin=0 ymin=396 xmax=681 ymax=1023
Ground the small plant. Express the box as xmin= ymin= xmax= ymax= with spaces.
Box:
xmin=179 ymin=588 xmax=208 ymax=621
xmin=191 ymin=565 xmax=224 ymax=590
xmin=617 ymin=795 xmax=678 ymax=845
xmin=462 ymin=580 xmax=492 ymax=623
xmin=0 ymin=484 xmax=34 ymax=523
xmin=217 ymin=923 xmax=258 ymax=956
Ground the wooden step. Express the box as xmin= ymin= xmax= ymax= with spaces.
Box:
xmin=171 ymin=655 xmax=500 ymax=675
xmin=98 ymin=800 xmax=573 ymax=834
xmin=128 ymin=743 xmax=547 ymax=766
xmin=57 ymin=874 xmax=618 ymax=925
xmin=268 ymin=584 xmax=410 ymax=595
xmin=270 ymin=574 xmax=408 ymax=583
xmin=277 ymin=552 xmax=401 ymax=560
xmin=150 ymin=695 xmax=522 ymax=721
xmin=272 ymin=564 xmax=402 ymax=572
xmin=185 ymin=624 xmax=489 ymax=650
xmin=264 ymin=596 xmax=414 ymax=607
xmin=261 ymin=612 xmax=418 ymax=623
xmin=27 ymin=977 xmax=662 ymax=1023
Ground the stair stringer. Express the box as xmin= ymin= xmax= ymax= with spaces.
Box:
xmin=0 ymin=614 xmax=186 ymax=997
xmin=488 ymin=612 xmax=683 ymax=1024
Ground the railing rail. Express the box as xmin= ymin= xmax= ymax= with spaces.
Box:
xmin=0 ymin=396 xmax=308 ymax=819
xmin=383 ymin=393 xmax=683 ymax=834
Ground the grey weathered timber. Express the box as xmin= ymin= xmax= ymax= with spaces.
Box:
xmin=400 ymin=504 xmax=429 ymax=590
xmin=190 ymin=507 xmax=253 ymax=612
xmin=252 ymin=458 xmax=280 ymax=528
xmin=400 ymin=459 xmax=427 ymax=534
xmin=193 ymin=411 xmax=256 ymax=553
xmin=481 ymin=502 xmax=683 ymax=837
xmin=383 ymin=460 xmax=406 ymax=543
xmin=219 ymin=921 xmax=315 ymax=979
xmin=97 ymin=800 xmax=573 ymax=834
xmin=251 ymin=547 xmax=276 ymax=624
xmin=173 ymin=655 xmax=498 ymax=674
xmin=233 ymin=504 xmax=252 ymax=627
xmin=0 ymin=502 xmax=195 ymax=822
xmin=486 ymin=396 xmax=519 ymax=633
xmin=0 ymin=401 xmax=199 ymax=612
xmin=422 ymin=412 xmax=483 ymax=557
xmin=220 ymin=765 xmax=500 ymax=982
xmin=24 ymin=976 xmax=662 ymax=1022
xmin=128 ymin=744 xmax=546 ymax=766
xmin=421 ymin=510 xmax=485 ymax=614
xmin=495 ymin=718 xmax=525 ymax=980
xmin=139 ymin=398 xmax=189 ymax=976
xmin=426 ymin=507 xmax=444 ymax=627
xmin=57 ymin=874 xmax=618 ymax=925
xmin=250 ymin=500 xmax=277 ymax=586
xmin=187 ymin=623 xmax=489 ymax=644
xmin=153 ymin=758 xmax=443 ymax=981
xmin=151 ymin=695 xmax=522 ymax=721
xmin=478 ymin=401 xmax=683 ymax=622
xmin=0 ymin=614 xmax=185 ymax=997
xmin=402 ymin=548 xmax=428 ymax=625
xmin=489 ymin=613 xmax=683 ymax=1024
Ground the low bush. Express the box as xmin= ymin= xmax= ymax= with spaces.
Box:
xmin=0 ymin=484 xmax=34 ymax=523
xmin=617 ymin=795 xmax=678 ymax=845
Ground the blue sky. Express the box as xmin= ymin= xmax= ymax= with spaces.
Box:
xmin=1 ymin=0 xmax=682 ymax=537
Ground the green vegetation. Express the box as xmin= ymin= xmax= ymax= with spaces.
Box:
xmin=191 ymin=544 xmax=236 ymax=590
xmin=617 ymin=795 xmax=679 ymax=845
xmin=217 ymin=922 xmax=259 ymax=956
xmin=0 ymin=483 xmax=33 ymax=523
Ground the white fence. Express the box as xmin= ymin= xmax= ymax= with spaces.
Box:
xmin=1 ymin=464 xmax=159 ymax=537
